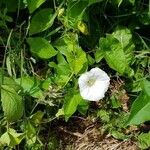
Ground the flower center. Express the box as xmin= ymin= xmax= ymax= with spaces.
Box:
xmin=87 ymin=78 xmax=96 ymax=86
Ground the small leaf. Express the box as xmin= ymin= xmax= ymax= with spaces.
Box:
xmin=56 ymin=108 xmax=64 ymax=118
xmin=30 ymin=111 xmax=44 ymax=126
xmin=110 ymin=95 xmax=121 ymax=109
xmin=111 ymin=130 xmax=128 ymax=140
xmin=97 ymin=110 xmax=110 ymax=122
xmin=27 ymin=0 xmax=45 ymax=13
xmin=1 ymin=85 xmax=24 ymax=122
xmin=6 ymin=56 xmax=12 ymax=76
xmin=127 ymin=80 xmax=150 ymax=125
xmin=27 ymin=37 xmax=57 ymax=59
xmin=77 ymin=21 xmax=89 ymax=35
xmin=138 ymin=132 xmax=150 ymax=149
xmin=29 ymin=8 xmax=54 ymax=35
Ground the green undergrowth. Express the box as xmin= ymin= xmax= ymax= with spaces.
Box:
xmin=0 ymin=0 xmax=150 ymax=149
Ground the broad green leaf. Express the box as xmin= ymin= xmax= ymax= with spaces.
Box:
xmin=99 ymin=28 xmax=134 ymax=76
xmin=0 ymin=75 xmax=20 ymax=91
xmin=112 ymin=28 xmax=134 ymax=64
xmin=0 ymin=128 xmax=24 ymax=147
xmin=64 ymin=91 xmax=82 ymax=121
xmin=29 ymin=8 xmax=54 ymax=35
xmin=54 ymin=34 xmax=87 ymax=74
xmin=27 ymin=0 xmax=45 ymax=13
xmin=1 ymin=85 xmax=24 ymax=122
xmin=138 ymin=132 xmax=150 ymax=149
xmin=15 ymin=76 xmax=44 ymax=99
xmin=67 ymin=47 xmax=87 ymax=74
xmin=27 ymin=37 xmax=57 ymax=59
xmin=127 ymin=80 xmax=150 ymax=125
xmin=49 ymin=53 xmax=72 ymax=86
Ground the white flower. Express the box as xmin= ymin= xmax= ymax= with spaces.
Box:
xmin=78 ymin=67 xmax=110 ymax=101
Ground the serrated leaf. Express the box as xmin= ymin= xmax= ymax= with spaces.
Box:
xmin=27 ymin=37 xmax=57 ymax=59
xmin=29 ymin=8 xmax=54 ymax=35
xmin=1 ymin=85 xmax=24 ymax=122
xmin=127 ymin=80 xmax=150 ymax=125
xmin=27 ymin=0 xmax=45 ymax=13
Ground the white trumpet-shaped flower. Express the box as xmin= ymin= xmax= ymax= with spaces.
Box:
xmin=78 ymin=67 xmax=110 ymax=101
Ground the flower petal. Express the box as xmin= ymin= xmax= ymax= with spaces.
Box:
xmin=78 ymin=67 xmax=110 ymax=101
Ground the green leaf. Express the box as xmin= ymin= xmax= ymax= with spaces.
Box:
xmin=29 ymin=8 xmax=54 ymax=35
xmin=129 ymin=0 xmax=135 ymax=5
xmin=64 ymin=91 xmax=82 ymax=121
xmin=99 ymin=28 xmax=134 ymax=76
xmin=110 ymin=95 xmax=121 ymax=109
xmin=15 ymin=76 xmax=44 ymax=99
xmin=27 ymin=37 xmax=57 ymax=59
xmin=88 ymin=0 xmax=104 ymax=5
xmin=111 ymin=130 xmax=128 ymax=140
xmin=23 ymin=121 xmax=36 ymax=145
xmin=97 ymin=110 xmax=110 ymax=122
xmin=0 ymin=128 xmax=24 ymax=147
xmin=127 ymin=80 xmax=150 ymax=125
xmin=30 ymin=111 xmax=44 ymax=126
xmin=6 ymin=56 xmax=12 ymax=76
xmin=87 ymin=54 xmax=95 ymax=65
xmin=77 ymin=99 xmax=89 ymax=115
xmin=66 ymin=1 xmax=88 ymax=27
xmin=54 ymin=34 xmax=87 ymax=74
xmin=112 ymin=28 xmax=134 ymax=64
xmin=1 ymin=85 xmax=24 ymax=122
xmin=95 ymin=48 xmax=104 ymax=63
xmin=0 ymin=76 xmax=20 ymax=92
xmin=138 ymin=132 xmax=150 ymax=149
xmin=27 ymin=0 xmax=45 ymax=13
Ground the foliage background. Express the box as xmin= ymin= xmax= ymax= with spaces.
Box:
xmin=0 ymin=0 xmax=150 ymax=149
